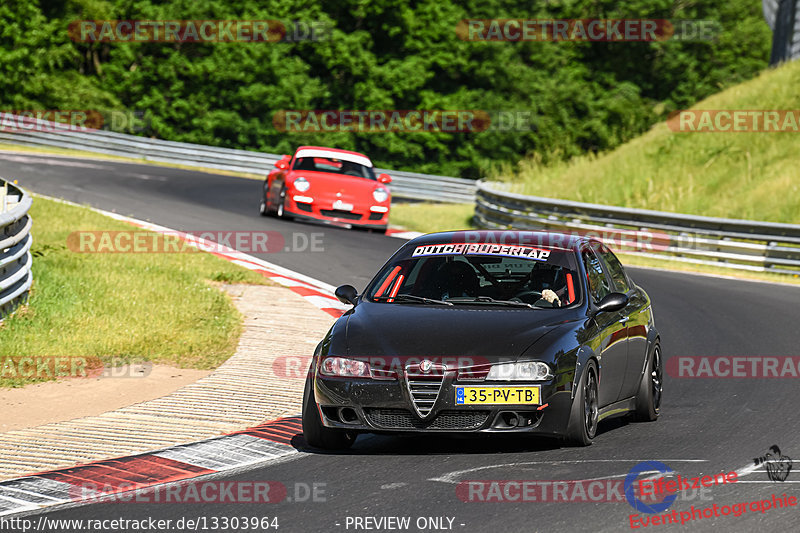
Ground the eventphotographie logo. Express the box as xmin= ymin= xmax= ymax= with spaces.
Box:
xmin=754 ymin=445 xmax=793 ymax=482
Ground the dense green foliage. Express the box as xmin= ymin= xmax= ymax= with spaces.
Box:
xmin=0 ymin=1 xmax=771 ymax=177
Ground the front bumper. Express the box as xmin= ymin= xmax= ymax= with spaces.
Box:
xmin=313 ymin=373 xmax=574 ymax=437
xmin=284 ymin=195 xmax=389 ymax=228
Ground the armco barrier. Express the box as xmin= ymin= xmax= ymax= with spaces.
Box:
xmin=475 ymin=181 xmax=800 ymax=275
xmin=0 ymin=179 xmax=33 ymax=318
xmin=0 ymin=115 xmax=476 ymax=203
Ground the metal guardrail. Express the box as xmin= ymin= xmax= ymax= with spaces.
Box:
xmin=0 ymin=115 xmax=476 ymax=203
xmin=0 ymin=179 xmax=33 ymax=319
xmin=475 ymin=181 xmax=800 ymax=275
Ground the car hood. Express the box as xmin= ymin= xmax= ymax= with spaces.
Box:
xmin=335 ymin=302 xmax=570 ymax=362
xmin=288 ymin=170 xmax=382 ymax=196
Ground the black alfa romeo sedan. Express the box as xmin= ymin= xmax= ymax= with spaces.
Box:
xmin=302 ymin=231 xmax=662 ymax=449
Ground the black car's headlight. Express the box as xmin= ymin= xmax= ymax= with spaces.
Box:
xmin=486 ymin=362 xmax=552 ymax=381
xmin=320 ymin=356 xmax=371 ymax=377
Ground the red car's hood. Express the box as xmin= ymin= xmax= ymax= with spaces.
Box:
xmin=288 ymin=170 xmax=385 ymax=200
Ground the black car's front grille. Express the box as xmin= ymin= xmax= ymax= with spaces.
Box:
xmin=365 ymin=409 xmax=490 ymax=430
xmin=405 ymin=365 xmax=445 ymax=417
xmin=320 ymin=209 xmax=362 ymax=220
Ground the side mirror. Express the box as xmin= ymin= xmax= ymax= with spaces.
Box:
xmin=275 ymin=160 xmax=289 ymax=170
xmin=378 ymin=173 xmax=392 ymax=184
xmin=335 ymin=284 xmax=359 ymax=306
xmin=593 ymin=292 xmax=629 ymax=316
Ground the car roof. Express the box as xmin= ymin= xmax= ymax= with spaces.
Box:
xmin=405 ymin=230 xmax=585 ymax=251
xmin=293 ymin=146 xmax=373 ymax=167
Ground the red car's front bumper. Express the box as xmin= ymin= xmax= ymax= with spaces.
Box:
xmin=284 ymin=194 xmax=389 ymax=230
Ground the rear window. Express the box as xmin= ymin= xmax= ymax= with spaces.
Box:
xmin=366 ymin=243 xmax=582 ymax=308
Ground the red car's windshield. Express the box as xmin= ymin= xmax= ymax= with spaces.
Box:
xmin=292 ymin=157 xmax=376 ymax=180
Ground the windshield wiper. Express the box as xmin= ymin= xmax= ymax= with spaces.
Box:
xmin=373 ymin=294 xmax=453 ymax=305
xmin=446 ymin=296 xmax=535 ymax=308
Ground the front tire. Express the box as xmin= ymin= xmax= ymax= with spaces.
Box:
xmin=565 ymin=360 xmax=599 ymax=446
xmin=276 ymin=184 xmax=292 ymax=220
xmin=302 ymin=374 xmax=355 ymax=451
xmin=634 ymin=344 xmax=662 ymax=422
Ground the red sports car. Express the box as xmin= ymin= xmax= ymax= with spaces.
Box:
xmin=259 ymin=146 xmax=392 ymax=233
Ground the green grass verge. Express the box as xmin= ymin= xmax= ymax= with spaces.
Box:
xmin=389 ymin=202 xmax=475 ymax=234
xmin=615 ymin=253 xmax=800 ymax=286
xmin=494 ymin=60 xmax=800 ymax=224
xmin=0 ymin=196 xmax=268 ymax=388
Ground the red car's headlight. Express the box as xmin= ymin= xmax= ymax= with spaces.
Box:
xmin=320 ymin=356 xmax=371 ymax=377
xmin=293 ymin=177 xmax=310 ymax=192
xmin=372 ymin=187 xmax=389 ymax=203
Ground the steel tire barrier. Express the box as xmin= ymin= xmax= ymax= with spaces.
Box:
xmin=0 ymin=114 xmax=475 ymax=203
xmin=0 ymin=179 xmax=32 ymax=319
xmin=474 ymin=181 xmax=800 ymax=275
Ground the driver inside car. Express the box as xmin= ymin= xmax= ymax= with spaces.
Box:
xmin=519 ymin=265 xmax=567 ymax=307
xmin=340 ymin=161 xmax=363 ymax=177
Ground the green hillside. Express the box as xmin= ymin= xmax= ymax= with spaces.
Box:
xmin=499 ymin=60 xmax=800 ymax=223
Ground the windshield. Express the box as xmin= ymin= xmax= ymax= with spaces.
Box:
xmin=367 ymin=243 xmax=582 ymax=308
xmin=292 ymin=156 xmax=376 ymax=180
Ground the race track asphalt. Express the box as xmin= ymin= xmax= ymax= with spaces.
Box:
xmin=1 ymin=152 xmax=798 ymax=532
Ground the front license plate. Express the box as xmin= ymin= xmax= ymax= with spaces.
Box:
xmin=332 ymin=200 xmax=354 ymax=211
xmin=455 ymin=386 xmax=540 ymax=405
